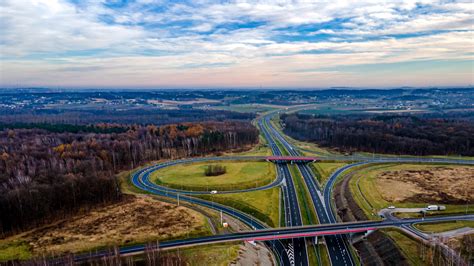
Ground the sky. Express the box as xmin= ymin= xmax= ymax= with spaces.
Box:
xmin=0 ymin=0 xmax=473 ymax=88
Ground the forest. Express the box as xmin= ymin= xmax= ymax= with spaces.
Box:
xmin=0 ymin=108 xmax=255 ymax=125
xmin=281 ymin=113 xmax=474 ymax=156
xmin=0 ymin=122 xmax=258 ymax=235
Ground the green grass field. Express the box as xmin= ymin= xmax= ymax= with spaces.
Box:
xmin=312 ymin=162 xmax=348 ymax=184
xmin=151 ymin=161 xmax=275 ymax=191
xmin=413 ymin=220 xmax=474 ymax=233
xmin=198 ymin=188 xmax=280 ymax=227
xmin=349 ymin=163 xmax=473 ymax=220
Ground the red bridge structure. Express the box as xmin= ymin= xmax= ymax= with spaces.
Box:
xmin=266 ymin=156 xmax=319 ymax=164
xmin=248 ymin=227 xmax=376 ymax=242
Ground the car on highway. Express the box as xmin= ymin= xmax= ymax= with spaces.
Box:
xmin=388 ymin=206 xmax=396 ymax=209
xmin=210 ymin=190 xmax=218 ymax=194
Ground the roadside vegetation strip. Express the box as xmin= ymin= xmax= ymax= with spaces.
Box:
xmin=347 ymin=165 xmax=392 ymax=219
xmin=344 ymin=163 xmax=400 ymax=218
xmin=306 ymin=243 xmax=318 ymax=266
xmin=273 ymin=136 xmax=289 ymax=156
xmin=413 ymin=220 xmax=474 ymax=233
xmin=197 ymin=188 xmax=280 ymax=228
xmin=150 ymin=161 xmax=275 ymax=192
xmin=382 ymin=228 xmax=428 ymax=266
xmin=289 ymin=165 xmax=319 ymax=225
xmin=319 ymin=244 xmax=331 ymax=266
xmin=313 ymin=162 xmax=349 ymax=184
xmin=279 ymin=188 xmax=285 ymax=227
xmin=159 ymin=243 xmax=241 ymax=266
xmin=118 ymin=161 xmax=163 ymax=195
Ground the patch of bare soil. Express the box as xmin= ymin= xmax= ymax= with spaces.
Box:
xmin=376 ymin=167 xmax=473 ymax=204
xmin=335 ymin=172 xmax=409 ymax=266
xmin=19 ymin=195 xmax=208 ymax=255
xmin=231 ymin=242 xmax=275 ymax=266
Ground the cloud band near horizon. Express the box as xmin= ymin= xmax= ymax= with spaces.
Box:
xmin=0 ymin=0 xmax=473 ymax=88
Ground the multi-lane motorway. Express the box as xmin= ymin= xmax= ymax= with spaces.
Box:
xmin=261 ymin=110 xmax=473 ymax=265
xmin=259 ymin=115 xmax=309 ymax=265
xmin=262 ymin=114 xmax=356 ymax=266
xmin=71 ymin=215 xmax=473 ymax=263
xmin=68 ymin=108 xmax=474 ymax=265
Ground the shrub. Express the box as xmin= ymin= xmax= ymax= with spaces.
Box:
xmin=204 ymin=165 xmax=227 ymax=176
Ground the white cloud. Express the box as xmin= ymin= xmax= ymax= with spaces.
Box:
xmin=0 ymin=0 xmax=473 ymax=87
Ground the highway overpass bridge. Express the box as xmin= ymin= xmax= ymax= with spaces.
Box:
xmin=266 ymin=156 xmax=319 ymax=163
xmin=72 ymin=214 xmax=474 ymax=263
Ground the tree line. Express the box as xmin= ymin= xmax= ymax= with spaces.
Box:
xmin=0 ymin=108 xmax=255 ymax=125
xmin=0 ymin=122 xmax=258 ymax=235
xmin=281 ymin=113 xmax=474 ymax=156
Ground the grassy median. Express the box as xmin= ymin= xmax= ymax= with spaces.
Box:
xmin=288 ymin=165 xmax=318 ymax=225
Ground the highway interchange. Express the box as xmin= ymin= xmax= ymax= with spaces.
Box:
xmin=73 ymin=108 xmax=474 ymax=265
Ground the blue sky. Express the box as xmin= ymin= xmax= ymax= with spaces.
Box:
xmin=0 ymin=0 xmax=473 ymax=88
